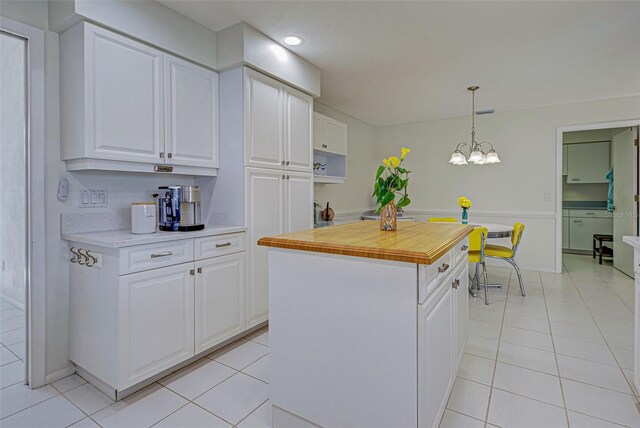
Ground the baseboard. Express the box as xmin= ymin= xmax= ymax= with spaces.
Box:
xmin=45 ymin=366 xmax=76 ymax=385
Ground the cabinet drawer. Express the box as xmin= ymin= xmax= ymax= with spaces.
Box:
xmin=195 ymin=233 xmax=246 ymax=260
xmin=419 ymin=249 xmax=454 ymax=304
xmin=119 ymin=239 xmax=194 ymax=275
xmin=570 ymin=209 xmax=610 ymax=219
xmin=453 ymin=238 xmax=469 ymax=267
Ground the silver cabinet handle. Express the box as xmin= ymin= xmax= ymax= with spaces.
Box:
xmin=281 ymin=160 xmax=285 ymax=165
xmin=286 ymin=161 xmax=290 ymax=166
xmin=452 ymin=279 xmax=460 ymax=289
xmin=197 ymin=267 xmax=203 ymax=274
xmin=571 ymin=178 xmax=581 ymax=181
xmin=438 ymin=263 xmax=450 ymax=273
xmin=215 ymin=242 xmax=232 ymax=248
xmin=585 ymin=212 xmax=595 ymax=215
xmin=167 ymin=153 xmax=172 ymax=159
xmin=573 ymin=220 xmax=583 ymax=224
xmin=160 ymin=152 xmax=164 ymax=159
xmin=322 ymin=144 xmax=327 ymax=148
xmin=151 ymin=251 xmax=173 ymax=258
xmin=190 ymin=269 xmax=195 ymax=276
xmin=461 ymin=245 xmax=469 ymax=251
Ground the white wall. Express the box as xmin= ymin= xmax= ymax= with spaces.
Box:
xmin=313 ymin=103 xmax=378 ymax=217
xmin=375 ymin=96 xmax=640 ymax=271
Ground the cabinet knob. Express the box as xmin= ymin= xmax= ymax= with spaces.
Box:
xmin=286 ymin=161 xmax=290 ymax=166
xmin=197 ymin=267 xmax=202 ymax=274
xmin=167 ymin=153 xmax=172 ymax=159
xmin=438 ymin=263 xmax=450 ymax=273
xmin=282 ymin=174 xmax=285 ymax=179
xmin=461 ymin=245 xmax=469 ymax=251
xmin=160 ymin=152 xmax=164 ymax=159
xmin=281 ymin=160 xmax=285 ymax=165
xmin=322 ymin=144 xmax=327 ymax=148
xmin=189 ymin=269 xmax=195 ymax=276
xmin=286 ymin=175 xmax=290 ymax=180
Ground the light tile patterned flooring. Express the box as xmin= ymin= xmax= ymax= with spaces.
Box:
xmin=1 ymin=255 xmax=639 ymax=427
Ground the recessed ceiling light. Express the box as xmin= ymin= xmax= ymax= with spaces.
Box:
xmin=282 ymin=35 xmax=304 ymax=46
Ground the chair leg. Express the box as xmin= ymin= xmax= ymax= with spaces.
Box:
xmin=506 ymin=257 xmax=526 ymax=297
xmin=482 ymin=262 xmax=489 ymax=305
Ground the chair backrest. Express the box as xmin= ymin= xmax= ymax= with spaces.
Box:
xmin=428 ymin=217 xmax=457 ymax=223
xmin=468 ymin=227 xmax=488 ymax=260
xmin=511 ymin=222 xmax=525 ymax=256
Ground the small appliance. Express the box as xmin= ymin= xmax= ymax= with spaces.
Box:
xmin=131 ymin=202 xmax=156 ymax=234
xmin=158 ymin=185 xmax=205 ymax=232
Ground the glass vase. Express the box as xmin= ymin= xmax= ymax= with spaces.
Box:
xmin=380 ymin=201 xmax=398 ymax=231
xmin=462 ymin=208 xmax=468 ymax=225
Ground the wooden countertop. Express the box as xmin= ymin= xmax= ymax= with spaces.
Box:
xmin=257 ymin=221 xmax=474 ymax=265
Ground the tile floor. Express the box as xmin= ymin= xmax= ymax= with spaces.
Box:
xmin=1 ymin=254 xmax=639 ymax=427
xmin=1 ymin=298 xmax=26 ymax=394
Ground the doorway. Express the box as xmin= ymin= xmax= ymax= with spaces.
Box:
xmin=557 ymin=123 xmax=640 ymax=277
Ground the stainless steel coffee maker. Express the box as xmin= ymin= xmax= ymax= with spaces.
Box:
xmin=158 ymin=185 xmax=204 ymax=232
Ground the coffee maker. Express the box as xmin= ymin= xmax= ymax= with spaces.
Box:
xmin=158 ymin=185 xmax=205 ymax=232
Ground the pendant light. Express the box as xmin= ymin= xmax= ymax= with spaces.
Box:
xmin=449 ymin=86 xmax=501 ymax=165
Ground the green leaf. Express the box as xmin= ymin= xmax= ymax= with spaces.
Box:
xmin=397 ymin=196 xmax=411 ymax=208
xmin=396 ymin=167 xmax=407 ymax=174
xmin=380 ymin=192 xmax=395 ymax=207
xmin=375 ymin=165 xmax=385 ymax=181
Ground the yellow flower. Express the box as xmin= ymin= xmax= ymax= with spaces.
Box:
xmin=458 ymin=196 xmax=472 ymax=209
xmin=382 ymin=158 xmax=390 ymax=168
xmin=401 ymin=147 xmax=411 ymax=160
xmin=389 ymin=156 xmax=400 ymax=168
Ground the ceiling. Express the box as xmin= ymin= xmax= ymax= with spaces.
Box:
xmin=159 ymin=0 xmax=640 ymax=126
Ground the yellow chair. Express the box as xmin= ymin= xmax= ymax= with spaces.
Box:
xmin=485 ymin=222 xmax=526 ymax=297
xmin=468 ymin=227 xmax=489 ymax=305
xmin=428 ymin=217 xmax=457 ymax=223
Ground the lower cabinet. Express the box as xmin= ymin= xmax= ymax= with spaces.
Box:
xmin=568 ymin=217 xmax=612 ymax=251
xmin=453 ymin=262 xmax=469 ymax=369
xmin=195 ymin=252 xmax=246 ymax=354
xmin=118 ymin=263 xmax=195 ymax=389
xmin=418 ymin=272 xmax=454 ymax=428
xmin=635 ymin=273 xmax=640 ymax=394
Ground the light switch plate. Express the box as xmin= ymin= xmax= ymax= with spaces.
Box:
xmin=78 ymin=190 xmax=108 ymax=208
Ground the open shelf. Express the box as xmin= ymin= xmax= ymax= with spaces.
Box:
xmin=314 ymin=175 xmax=345 ymax=184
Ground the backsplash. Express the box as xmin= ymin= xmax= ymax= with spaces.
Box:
xmin=61 ymin=209 xmax=130 ymax=234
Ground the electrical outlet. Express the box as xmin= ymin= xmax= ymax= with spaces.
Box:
xmin=78 ymin=190 xmax=108 ymax=208
xmin=544 ymin=192 xmax=551 ymax=201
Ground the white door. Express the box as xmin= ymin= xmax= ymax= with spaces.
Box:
xmin=453 ymin=263 xmax=469 ymax=369
xmin=418 ymin=278 xmax=454 ymax=428
xmin=245 ymin=69 xmax=283 ymax=169
xmin=613 ymin=128 xmax=636 ymax=277
xmin=284 ymin=86 xmax=313 ymax=172
xmin=195 ymin=253 xmax=246 ymax=354
xmin=285 ymin=172 xmax=314 ymax=233
xmin=118 ymin=263 xmax=194 ymax=389
xmin=164 ymin=54 xmax=219 ymax=168
xmin=245 ymin=168 xmax=285 ymax=327
xmin=87 ymin=24 xmax=164 ymax=163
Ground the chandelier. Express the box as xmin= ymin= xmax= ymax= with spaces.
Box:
xmin=449 ymin=86 xmax=501 ymax=165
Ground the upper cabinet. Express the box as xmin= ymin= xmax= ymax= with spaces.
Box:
xmin=313 ymin=112 xmax=347 ymax=155
xmin=244 ymin=68 xmax=312 ymax=172
xmin=60 ymin=22 xmax=219 ymax=176
xmin=566 ymin=141 xmax=610 ymax=184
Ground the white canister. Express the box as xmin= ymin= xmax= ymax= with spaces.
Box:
xmin=131 ymin=202 xmax=157 ymax=234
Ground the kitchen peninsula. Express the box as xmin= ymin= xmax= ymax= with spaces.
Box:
xmin=258 ymin=221 xmax=473 ymax=427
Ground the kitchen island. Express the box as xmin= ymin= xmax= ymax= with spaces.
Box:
xmin=258 ymin=221 xmax=474 ymax=427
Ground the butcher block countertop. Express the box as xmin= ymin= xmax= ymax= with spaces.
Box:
xmin=257 ymin=221 xmax=474 ymax=265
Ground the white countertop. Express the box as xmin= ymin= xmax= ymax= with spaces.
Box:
xmin=623 ymin=236 xmax=640 ymax=250
xmin=63 ymin=225 xmax=246 ymax=248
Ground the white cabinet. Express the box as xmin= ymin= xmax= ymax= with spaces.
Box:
xmin=195 ymin=252 xmax=246 ymax=354
xmin=418 ymin=273 xmax=454 ymax=428
xmin=244 ymin=69 xmax=313 ymax=172
xmin=60 ymin=21 xmax=219 ymax=175
xmin=313 ymin=112 xmax=347 ymax=155
xmin=566 ymin=142 xmax=611 ymax=184
xmin=118 ymin=263 xmax=194 ymax=389
xmin=165 ymin=54 xmax=219 ymax=169
xmin=245 ymin=168 xmax=313 ymax=327
xmin=569 ymin=217 xmax=613 ymax=251
xmin=452 ymin=262 xmax=469 ymax=369
xmin=69 ymin=231 xmax=247 ymax=398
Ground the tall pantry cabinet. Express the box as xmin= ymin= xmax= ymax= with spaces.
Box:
xmin=214 ymin=67 xmax=314 ymax=328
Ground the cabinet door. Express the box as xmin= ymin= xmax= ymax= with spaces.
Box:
xmin=567 ymin=142 xmax=610 ymax=183
xmin=87 ymin=24 xmax=164 ymax=163
xmin=246 ymin=168 xmax=285 ymax=327
xmin=569 ymin=217 xmax=613 ymax=251
xmin=118 ymin=263 xmax=194 ymax=389
xmin=195 ymin=253 xmax=246 ymax=354
xmin=245 ymin=69 xmax=284 ymax=169
xmin=453 ymin=263 xmax=469 ymax=370
xmin=312 ymin=112 xmax=325 ymax=151
xmin=285 ymin=172 xmax=314 ymax=233
xmin=418 ymin=279 xmax=454 ymax=428
xmin=284 ymin=86 xmax=313 ymax=172
xmin=325 ymin=117 xmax=348 ymax=156
xmin=562 ymin=216 xmax=570 ymax=249
xmin=165 ymin=54 xmax=219 ymax=168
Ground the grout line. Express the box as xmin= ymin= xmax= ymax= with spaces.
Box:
xmin=0 ymin=391 xmax=61 ymax=421
xmin=234 ymin=397 xmax=270 ymax=427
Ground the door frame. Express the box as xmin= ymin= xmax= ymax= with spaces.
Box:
xmin=0 ymin=17 xmax=47 ymax=388
xmin=556 ymin=119 xmax=640 ymax=273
